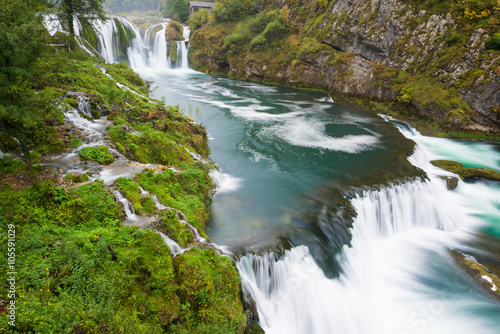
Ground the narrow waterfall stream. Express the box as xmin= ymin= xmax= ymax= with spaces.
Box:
xmin=50 ymin=16 xmax=500 ymax=333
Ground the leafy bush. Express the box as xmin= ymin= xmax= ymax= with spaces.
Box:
xmin=65 ymin=172 xmax=90 ymax=183
xmin=224 ymin=33 xmax=246 ymax=48
xmin=69 ymin=138 xmax=83 ymax=148
xmin=0 ymin=154 xmax=26 ymax=173
xmin=249 ymin=34 xmax=267 ymax=51
xmin=263 ymin=20 xmax=288 ymax=42
xmin=188 ymin=8 xmax=208 ymax=31
xmin=486 ymin=33 xmax=500 ymax=50
xmin=211 ymin=0 xmax=256 ymax=23
xmin=79 ymin=146 xmax=114 ymax=164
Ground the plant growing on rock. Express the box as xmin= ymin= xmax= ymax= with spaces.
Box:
xmin=79 ymin=146 xmax=114 ymax=164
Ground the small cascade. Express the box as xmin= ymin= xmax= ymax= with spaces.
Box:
xmin=113 ymin=190 xmax=135 ymax=217
xmin=159 ymin=232 xmax=189 ymax=256
xmin=77 ymin=95 xmax=92 ymax=117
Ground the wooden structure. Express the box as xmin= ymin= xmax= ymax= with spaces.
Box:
xmin=188 ymin=1 xmax=216 ymax=16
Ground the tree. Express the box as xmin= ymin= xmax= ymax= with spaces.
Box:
xmin=0 ymin=0 xmax=57 ymax=183
xmin=162 ymin=0 xmax=189 ymax=21
xmin=55 ymin=0 xmax=106 ymax=47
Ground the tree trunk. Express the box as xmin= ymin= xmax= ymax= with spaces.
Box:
xmin=19 ymin=142 xmax=38 ymax=185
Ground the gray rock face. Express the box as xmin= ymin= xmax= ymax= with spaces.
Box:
xmin=192 ymin=0 xmax=500 ymax=134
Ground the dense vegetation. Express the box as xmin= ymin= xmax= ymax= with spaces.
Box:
xmin=189 ymin=0 xmax=500 ymax=138
xmin=0 ymin=1 xmax=251 ymax=333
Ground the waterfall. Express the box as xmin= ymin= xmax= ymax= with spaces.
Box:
xmin=45 ymin=15 xmax=191 ymax=70
xmin=237 ymin=122 xmax=500 ymax=334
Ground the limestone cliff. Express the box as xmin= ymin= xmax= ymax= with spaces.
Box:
xmin=189 ymin=0 xmax=500 ymax=135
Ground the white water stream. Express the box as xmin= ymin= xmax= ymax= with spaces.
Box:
xmin=237 ymin=121 xmax=500 ymax=334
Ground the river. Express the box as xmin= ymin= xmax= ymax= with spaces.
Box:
xmin=77 ymin=17 xmax=500 ymax=334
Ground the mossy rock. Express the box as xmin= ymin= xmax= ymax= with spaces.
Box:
xmin=165 ymin=21 xmax=184 ymax=41
xmin=79 ymin=146 xmax=114 ymax=165
xmin=431 ymin=160 xmax=500 ymax=181
xmin=154 ymin=209 xmax=194 ymax=247
xmin=65 ymin=172 xmax=90 ymax=183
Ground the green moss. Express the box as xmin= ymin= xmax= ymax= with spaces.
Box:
xmin=79 ymin=146 xmax=114 ymax=165
xmin=116 ymin=176 xmax=156 ymax=216
xmin=65 ymin=172 xmax=90 ymax=183
xmin=136 ymin=166 xmax=215 ymax=232
xmin=169 ymin=41 xmax=179 ymax=62
xmin=173 ymin=248 xmax=246 ymax=333
xmin=156 ymin=209 xmax=194 ymax=247
xmin=69 ymin=138 xmax=83 ymax=148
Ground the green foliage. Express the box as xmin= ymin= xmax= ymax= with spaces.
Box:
xmin=188 ymin=9 xmax=209 ymax=32
xmin=397 ymin=84 xmax=414 ymax=104
xmin=0 ymin=154 xmax=26 ymax=173
xmin=54 ymin=0 xmax=106 ymax=39
xmin=166 ymin=21 xmax=185 ymax=41
xmin=224 ymin=33 xmax=246 ymax=48
xmin=69 ymin=138 xmax=83 ymax=148
xmin=116 ymin=176 xmax=156 ymax=215
xmin=173 ymin=248 xmax=246 ymax=333
xmin=65 ymin=172 xmax=90 ymax=183
xmin=263 ymin=20 xmax=288 ymax=43
xmin=79 ymin=146 xmax=114 ymax=165
xmin=0 ymin=182 xmax=182 ymax=333
xmin=137 ymin=166 xmax=214 ymax=230
xmin=211 ymin=0 xmax=256 ymax=23
xmin=163 ymin=0 xmax=189 ymax=21
xmin=250 ymin=35 xmax=267 ymax=51
xmin=486 ymin=33 xmax=500 ymax=50
xmin=156 ymin=210 xmax=194 ymax=247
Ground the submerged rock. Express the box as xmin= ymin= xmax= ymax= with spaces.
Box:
xmin=439 ymin=175 xmax=459 ymax=190
xmin=450 ymin=250 xmax=500 ymax=301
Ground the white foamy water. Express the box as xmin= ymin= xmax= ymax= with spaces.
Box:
xmin=237 ymin=122 xmax=500 ymax=334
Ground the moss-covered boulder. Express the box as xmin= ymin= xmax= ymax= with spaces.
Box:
xmin=173 ymin=248 xmax=247 ymax=333
xmin=79 ymin=146 xmax=114 ymax=165
xmin=154 ymin=209 xmax=194 ymax=248
xmin=431 ymin=160 xmax=500 ymax=182
xmin=165 ymin=21 xmax=184 ymax=41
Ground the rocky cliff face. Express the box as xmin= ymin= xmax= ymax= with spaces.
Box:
xmin=190 ymin=0 xmax=500 ymax=135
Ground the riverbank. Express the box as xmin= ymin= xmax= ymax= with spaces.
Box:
xmin=0 ymin=50 xmax=251 ymax=333
xmin=188 ymin=0 xmax=500 ymax=139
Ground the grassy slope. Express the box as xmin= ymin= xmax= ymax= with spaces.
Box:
xmin=0 ymin=49 xmax=247 ymax=333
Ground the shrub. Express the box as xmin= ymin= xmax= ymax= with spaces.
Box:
xmin=486 ymin=33 xmax=500 ymax=50
xmin=69 ymin=138 xmax=83 ymax=148
xmin=188 ymin=9 xmax=208 ymax=31
xmin=0 ymin=154 xmax=26 ymax=173
xmin=250 ymin=35 xmax=267 ymax=51
xmin=224 ymin=33 xmax=246 ymax=48
xmin=263 ymin=20 xmax=288 ymax=42
xmin=79 ymin=146 xmax=114 ymax=164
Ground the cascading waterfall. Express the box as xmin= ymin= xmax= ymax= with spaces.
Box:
xmin=237 ymin=123 xmax=500 ymax=334
xmin=47 ymin=15 xmax=191 ymax=70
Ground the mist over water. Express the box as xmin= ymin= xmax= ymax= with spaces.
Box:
xmin=62 ymin=17 xmax=500 ymax=333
